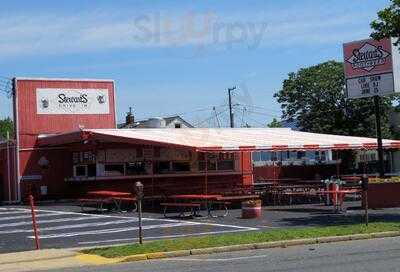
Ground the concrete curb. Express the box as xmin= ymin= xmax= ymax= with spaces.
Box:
xmin=92 ymin=231 xmax=400 ymax=263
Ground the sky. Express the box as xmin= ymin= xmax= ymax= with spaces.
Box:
xmin=0 ymin=0 xmax=391 ymax=127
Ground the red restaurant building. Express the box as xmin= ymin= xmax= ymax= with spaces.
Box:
xmin=1 ymin=77 xmax=400 ymax=204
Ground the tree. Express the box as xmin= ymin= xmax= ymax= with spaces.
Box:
xmin=0 ymin=118 xmax=14 ymax=139
xmin=274 ymin=61 xmax=395 ymax=138
xmin=371 ymin=0 xmax=400 ymax=46
xmin=267 ymin=118 xmax=282 ymax=128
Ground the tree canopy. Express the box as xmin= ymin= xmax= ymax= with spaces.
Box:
xmin=0 ymin=118 xmax=13 ymax=140
xmin=274 ymin=60 xmax=396 ymax=138
xmin=267 ymin=118 xmax=282 ymax=128
xmin=371 ymin=0 xmax=400 ymax=46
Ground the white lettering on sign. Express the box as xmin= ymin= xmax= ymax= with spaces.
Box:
xmin=36 ymin=88 xmax=110 ymax=114
xmin=346 ymin=73 xmax=394 ymax=99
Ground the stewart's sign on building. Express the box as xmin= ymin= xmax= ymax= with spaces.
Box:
xmin=343 ymin=38 xmax=400 ymax=99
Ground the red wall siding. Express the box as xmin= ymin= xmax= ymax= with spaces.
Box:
xmin=0 ymin=143 xmax=17 ymax=202
xmin=253 ymin=164 xmax=338 ymax=181
xmin=13 ymin=79 xmax=116 ymax=202
xmin=15 ymin=79 xmax=116 ymax=149
xmin=240 ymin=151 xmax=253 ymax=185
xmin=363 ymin=183 xmax=400 ymax=208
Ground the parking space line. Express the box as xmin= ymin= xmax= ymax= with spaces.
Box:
xmin=16 ymin=208 xmax=255 ymax=230
xmin=0 ymin=219 xmax=140 ymax=234
xmin=0 ymin=210 xmax=30 ymax=215
xmin=0 ymin=216 xmax=106 ymax=228
xmin=28 ymin=222 xmax=200 ymax=239
xmin=0 ymin=213 xmax=77 ymax=221
xmin=78 ymin=229 xmax=252 ymax=245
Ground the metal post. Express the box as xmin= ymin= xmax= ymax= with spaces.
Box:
xmin=134 ymin=181 xmax=144 ymax=244
xmin=29 ymin=195 xmax=40 ymax=250
xmin=362 ymin=174 xmax=369 ymax=226
xmin=374 ymin=96 xmax=385 ymax=178
xmin=228 ymin=87 xmax=236 ymax=128
xmin=365 ymin=191 xmax=369 ymax=226
xmin=6 ymin=131 xmax=11 ymax=203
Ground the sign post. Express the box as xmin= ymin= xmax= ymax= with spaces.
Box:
xmin=374 ymin=96 xmax=385 ymax=178
xmin=343 ymin=38 xmax=400 ymax=178
xmin=134 ymin=181 xmax=144 ymax=245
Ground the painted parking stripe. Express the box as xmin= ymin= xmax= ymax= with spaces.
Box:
xmin=32 ymin=208 xmax=258 ymax=231
xmin=0 ymin=213 xmax=76 ymax=221
xmin=28 ymin=222 xmax=200 ymax=239
xmin=0 ymin=219 xmax=140 ymax=234
xmin=78 ymin=229 xmax=253 ymax=245
xmin=2 ymin=208 xmax=257 ymax=231
xmin=0 ymin=210 xmax=31 ymax=215
xmin=0 ymin=216 xmax=107 ymax=228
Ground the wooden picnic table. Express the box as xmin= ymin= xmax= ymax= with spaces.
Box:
xmin=83 ymin=190 xmax=137 ymax=212
xmin=167 ymin=194 xmax=260 ymax=218
xmin=87 ymin=190 xmax=132 ymax=198
xmin=169 ymin=194 xmax=222 ymax=200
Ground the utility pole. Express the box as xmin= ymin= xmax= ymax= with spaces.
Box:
xmin=228 ymin=86 xmax=236 ymax=128
xmin=374 ymin=96 xmax=385 ymax=178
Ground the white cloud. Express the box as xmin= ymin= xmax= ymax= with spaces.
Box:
xmin=0 ymin=7 xmax=377 ymax=59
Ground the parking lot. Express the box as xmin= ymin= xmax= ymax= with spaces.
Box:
xmin=0 ymin=205 xmax=258 ymax=253
xmin=2 ymin=201 xmax=400 ymax=253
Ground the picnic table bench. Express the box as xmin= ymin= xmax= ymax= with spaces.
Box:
xmin=160 ymin=202 xmax=201 ymax=218
xmin=79 ymin=191 xmax=137 ymax=213
xmin=166 ymin=194 xmax=259 ymax=218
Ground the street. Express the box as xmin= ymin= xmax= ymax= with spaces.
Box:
xmin=51 ymin=237 xmax=400 ymax=272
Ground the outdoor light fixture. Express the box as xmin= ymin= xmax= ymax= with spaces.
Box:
xmin=37 ymin=156 xmax=49 ymax=170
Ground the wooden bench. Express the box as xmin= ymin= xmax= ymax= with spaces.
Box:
xmin=78 ymin=198 xmax=112 ymax=212
xmin=111 ymin=197 xmax=138 ymax=212
xmin=160 ymin=202 xmax=201 ymax=218
xmin=217 ymin=195 xmax=259 ymax=201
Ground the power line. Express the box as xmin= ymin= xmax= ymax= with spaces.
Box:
xmin=194 ymin=108 xmax=229 ymax=127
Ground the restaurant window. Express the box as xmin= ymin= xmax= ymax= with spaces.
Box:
xmin=261 ymin=151 xmax=270 ymax=161
xmin=218 ymin=160 xmax=234 ymax=171
xmin=198 ymin=161 xmax=217 ymax=171
xmin=172 ymin=161 xmax=191 ymax=172
xmin=297 ymin=151 xmax=306 ymax=159
xmin=156 ymin=161 xmax=171 ymax=173
xmin=104 ymin=164 xmax=125 ymax=176
xmin=315 ymin=151 xmax=327 ymax=161
xmin=126 ymin=162 xmax=146 ymax=175
xmin=252 ymin=152 xmax=261 ymax=162
xmin=74 ymin=165 xmax=87 ymax=177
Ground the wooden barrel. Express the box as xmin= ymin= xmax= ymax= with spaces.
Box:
xmin=242 ymin=199 xmax=262 ymax=219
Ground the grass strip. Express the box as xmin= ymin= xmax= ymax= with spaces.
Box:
xmin=83 ymin=222 xmax=400 ymax=258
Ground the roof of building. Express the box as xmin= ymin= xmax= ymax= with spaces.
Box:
xmin=38 ymin=128 xmax=400 ymax=151
xmin=118 ymin=115 xmax=194 ymax=129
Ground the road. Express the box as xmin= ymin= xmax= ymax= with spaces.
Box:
xmin=51 ymin=237 xmax=400 ymax=272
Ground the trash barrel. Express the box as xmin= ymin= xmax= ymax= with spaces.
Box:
xmin=242 ymin=199 xmax=262 ymax=219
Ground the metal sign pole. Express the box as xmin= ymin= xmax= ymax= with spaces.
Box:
xmin=373 ymin=95 xmax=385 ymax=178
xmin=134 ymin=181 xmax=144 ymax=245
xmin=362 ymin=174 xmax=369 ymax=226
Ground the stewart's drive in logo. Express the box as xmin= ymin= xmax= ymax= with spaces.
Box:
xmin=346 ymin=42 xmax=391 ymax=72
xmin=36 ymin=88 xmax=110 ymax=114
xmin=39 ymin=93 xmax=107 ymax=109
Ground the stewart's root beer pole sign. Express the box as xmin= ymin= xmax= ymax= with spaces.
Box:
xmin=343 ymin=38 xmax=400 ymax=99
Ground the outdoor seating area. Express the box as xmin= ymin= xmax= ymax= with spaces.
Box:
xmin=78 ymin=190 xmax=137 ymax=213
xmin=74 ymin=175 xmax=364 ymax=219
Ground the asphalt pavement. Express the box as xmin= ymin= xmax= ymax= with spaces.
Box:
xmin=51 ymin=237 xmax=400 ymax=272
xmin=3 ymin=201 xmax=400 ymax=253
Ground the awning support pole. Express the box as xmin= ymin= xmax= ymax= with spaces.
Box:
xmin=374 ymin=95 xmax=385 ymax=178
xmin=205 ymin=152 xmax=208 ymax=195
